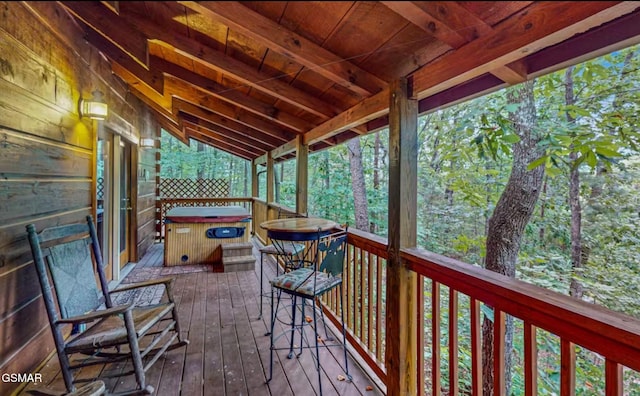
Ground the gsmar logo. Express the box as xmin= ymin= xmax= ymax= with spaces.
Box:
xmin=1 ymin=373 xmax=43 ymax=383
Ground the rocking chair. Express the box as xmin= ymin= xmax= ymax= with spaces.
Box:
xmin=26 ymin=215 xmax=189 ymax=395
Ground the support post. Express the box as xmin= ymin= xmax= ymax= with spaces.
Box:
xmin=266 ymin=151 xmax=275 ymax=204
xmin=385 ymin=77 xmax=418 ymax=396
xmin=296 ymin=135 xmax=308 ymax=215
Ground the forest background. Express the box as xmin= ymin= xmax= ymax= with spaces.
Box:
xmin=160 ymin=44 xmax=640 ymax=395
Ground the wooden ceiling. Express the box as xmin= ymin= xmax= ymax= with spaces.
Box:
xmin=32 ymin=2 xmax=640 ymax=161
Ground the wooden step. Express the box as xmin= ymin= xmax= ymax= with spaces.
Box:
xmin=222 ymin=255 xmax=256 ymax=272
xmin=221 ymin=242 xmax=253 ymax=258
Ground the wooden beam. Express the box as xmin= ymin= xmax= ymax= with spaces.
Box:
xmin=83 ymin=29 xmax=164 ymax=94
xmin=266 ymin=152 xmax=274 ymax=203
xmin=178 ymin=1 xmax=387 ymax=97
xmin=165 ymin=77 xmax=296 ymax=143
xmin=150 ymin=54 xmax=315 ymax=133
xmin=303 ymin=87 xmax=390 ymax=146
xmin=59 ymin=1 xmax=149 ymax=67
xmin=173 ymin=99 xmax=280 ymax=150
xmin=185 ymin=127 xmax=255 ymax=160
xmin=270 ymin=139 xmax=298 ymax=160
xmin=411 ymin=2 xmax=639 ymax=99
xmin=146 ymin=39 xmax=339 ymax=120
xmin=295 ymin=135 xmax=308 ymax=215
xmin=385 ymin=78 xmax=418 ymax=396
xmin=253 ymin=153 xmax=268 ymax=167
xmin=381 ymin=1 xmax=531 ymax=85
xmin=155 ymin=111 xmax=188 ymax=145
xmin=182 ymin=119 xmax=269 ymax=154
xmin=112 ymin=4 xmax=343 ymax=119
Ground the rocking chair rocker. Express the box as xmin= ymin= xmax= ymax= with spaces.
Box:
xmin=26 ymin=215 xmax=189 ymax=395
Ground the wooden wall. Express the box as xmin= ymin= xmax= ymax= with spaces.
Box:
xmin=0 ymin=3 xmax=158 ymax=394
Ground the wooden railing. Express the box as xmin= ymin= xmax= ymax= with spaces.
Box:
xmin=251 ymin=202 xmax=640 ymax=395
xmin=321 ymin=228 xmax=389 ymax=385
xmin=403 ymin=247 xmax=640 ymax=395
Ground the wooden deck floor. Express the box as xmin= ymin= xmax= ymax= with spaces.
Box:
xmin=21 ymin=239 xmax=384 ymax=396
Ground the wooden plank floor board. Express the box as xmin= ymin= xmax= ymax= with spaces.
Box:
xmin=19 ymin=241 xmax=384 ymax=396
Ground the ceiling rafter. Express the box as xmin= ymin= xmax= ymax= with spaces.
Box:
xmin=182 ymin=114 xmax=269 ymax=155
xmin=178 ymin=1 xmax=388 ymax=97
xmin=174 ymin=99 xmax=277 ymax=151
xmin=410 ymin=1 xmax=640 ymax=99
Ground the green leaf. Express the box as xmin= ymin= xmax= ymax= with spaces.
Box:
xmin=502 ymin=134 xmax=521 ymax=144
xmin=527 ymin=156 xmax=547 ymax=170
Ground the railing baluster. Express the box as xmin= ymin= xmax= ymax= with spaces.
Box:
xmin=561 ymin=339 xmax=576 ymax=396
xmin=449 ymin=288 xmax=459 ymax=395
xmin=605 ymin=358 xmax=623 ymax=396
xmin=432 ymin=281 xmax=441 ymax=396
xmin=354 ymin=244 xmax=364 ymax=340
xmin=376 ymin=256 xmax=383 ymax=362
xmin=470 ymin=298 xmax=482 ymax=395
xmin=524 ymin=322 xmax=538 ymax=396
xmin=418 ymin=275 xmax=425 ymax=396
xmin=494 ymin=309 xmax=505 ymax=395
xmin=368 ymin=251 xmax=374 ymax=351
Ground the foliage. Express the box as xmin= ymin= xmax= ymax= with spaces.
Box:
xmin=160 ymin=44 xmax=640 ymax=395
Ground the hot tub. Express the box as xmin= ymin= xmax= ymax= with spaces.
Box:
xmin=164 ymin=206 xmax=251 ymax=266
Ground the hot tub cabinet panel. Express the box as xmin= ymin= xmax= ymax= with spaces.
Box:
xmin=164 ymin=206 xmax=251 ymax=266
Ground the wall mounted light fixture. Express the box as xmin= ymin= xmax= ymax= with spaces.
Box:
xmin=139 ymin=138 xmax=155 ymax=148
xmin=80 ymin=90 xmax=108 ymax=120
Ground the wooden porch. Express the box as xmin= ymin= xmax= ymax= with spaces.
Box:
xmin=20 ymin=241 xmax=384 ymax=396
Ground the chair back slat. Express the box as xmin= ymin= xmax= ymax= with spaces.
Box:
xmin=47 ymin=238 xmax=102 ymax=318
xmin=318 ymin=230 xmax=348 ymax=277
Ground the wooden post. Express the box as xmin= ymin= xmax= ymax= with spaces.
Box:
xmin=266 ymin=151 xmax=275 ymax=204
xmin=386 ymin=77 xmax=418 ymax=396
xmin=251 ymin=159 xmax=259 ymax=198
xmin=296 ymin=135 xmax=308 ymax=215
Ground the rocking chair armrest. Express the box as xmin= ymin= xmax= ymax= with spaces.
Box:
xmin=109 ymin=276 xmax=175 ymax=294
xmin=55 ymin=303 xmax=135 ymax=325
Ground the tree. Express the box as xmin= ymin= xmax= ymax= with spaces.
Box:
xmin=482 ymin=80 xmax=544 ymax=395
xmin=347 ymin=137 xmax=370 ymax=231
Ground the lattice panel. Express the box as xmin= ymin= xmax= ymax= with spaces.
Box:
xmin=159 ymin=178 xmax=229 ymax=198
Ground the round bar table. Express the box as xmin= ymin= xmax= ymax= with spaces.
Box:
xmin=260 ymin=217 xmax=338 ymax=242
xmin=259 ymin=217 xmax=339 ymax=337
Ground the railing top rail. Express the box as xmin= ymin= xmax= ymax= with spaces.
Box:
xmin=402 ymin=246 xmax=640 ymax=371
xmin=347 ymin=228 xmax=388 ymax=259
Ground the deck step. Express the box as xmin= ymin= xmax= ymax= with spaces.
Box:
xmin=222 ymin=254 xmax=256 ymax=272
xmin=221 ymin=242 xmax=253 ymax=258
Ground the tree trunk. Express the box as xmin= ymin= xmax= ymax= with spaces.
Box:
xmin=347 ymin=137 xmax=370 ymax=231
xmin=564 ymin=66 xmax=584 ymax=298
xmin=482 ymin=80 xmax=544 ymax=396
xmin=371 ymin=132 xmax=381 ymax=233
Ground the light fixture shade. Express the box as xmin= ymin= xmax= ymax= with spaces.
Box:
xmin=80 ymin=90 xmax=108 ymax=120
xmin=139 ymin=138 xmax=155 ymax=148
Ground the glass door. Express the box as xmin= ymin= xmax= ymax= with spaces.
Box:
xmin=118 ymin=139 xmax=132 ymax=269
xmin=96 ymin=132 xmax=113 ymax=279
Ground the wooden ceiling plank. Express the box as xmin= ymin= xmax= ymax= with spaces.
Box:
xmin=384 ymin=1 xmax=531 ymax=85
xmin=59 ymin=1 xmax=149 ymax=67
xmin=150 ymin=54 xmax=313 ymax=133
xmin=303 ymin=88 xmax=390 ymax=146
xmin=380 ymin=1 xmax=468 ymax=49
xmin=178 ymin=1 xmax=387 ymax=96
xmin=118 ymin=10 xmax=339 ymax=119
xmin=411 ymin=1 xmax=639 ymax=100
